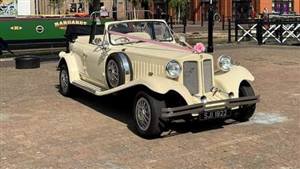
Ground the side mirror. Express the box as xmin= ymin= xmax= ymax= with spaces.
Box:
xmin=178 ymin=35 xmax=193 ymax=49
xmin=93 ymin=38 xmax=102 ymax=45
xmin=100 ymin=40 xmax=109 ymax=49
xmin=179 ymin=35 xmax=186 ymax=43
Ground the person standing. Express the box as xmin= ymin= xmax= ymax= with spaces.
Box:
xmin=250 ymin=5 xmax=256 ymax=19
xmin=100 ymin=6 xmax=109 ymax=18
xmin=156 ymin=5 xmax=162 ymax=19
xmin=112 ymin=6 xmax=117 ymax=21
xmin=262 ymin=7 xmax=270 ymax=29
xmin=263 ymin=7 xmax=269 ymax=19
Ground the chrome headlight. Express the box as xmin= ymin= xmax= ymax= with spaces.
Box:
xmin=166 ymin=60 xmax=181 ymax=79
xmin=218 ymin=55 xmax=233 ymax=72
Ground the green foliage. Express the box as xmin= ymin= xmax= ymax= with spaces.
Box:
xmin=168 ymin=0 xmax=188 ymax=9
xmin=49 ymin=0 xmax=59 ymax=4
xmin=129 ymin=0 xmax=140 ymax=7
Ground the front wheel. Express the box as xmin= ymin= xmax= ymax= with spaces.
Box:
xmin=106 ymin=56 xmax=126 ymax=88
xmin=233 ymin=81 xmax=256 ymax=122
xmin=133 ymin=91 xmax=166 ymax=138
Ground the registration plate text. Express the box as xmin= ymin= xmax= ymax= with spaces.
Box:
xmin=200 ymin=109 xmax=228 ymax=120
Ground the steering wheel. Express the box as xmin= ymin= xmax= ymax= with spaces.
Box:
xmin=114 ymin=36 xmax=130 ymax=43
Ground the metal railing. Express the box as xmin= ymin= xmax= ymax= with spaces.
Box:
xmin=235 ymin=17 xmax=300 ymax=45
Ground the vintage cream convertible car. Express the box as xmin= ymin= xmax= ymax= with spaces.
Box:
xmin=58 ymin=19 xmax=259 ymax=138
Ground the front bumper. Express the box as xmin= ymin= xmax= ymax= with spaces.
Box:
xmin=161 ymin=95 xmax=260 ymax=119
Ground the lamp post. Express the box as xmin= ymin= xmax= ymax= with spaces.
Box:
xmin=207 ymin=0 xmax=214 ymax=53
xmin=164 ymin=0 xmax=168 ymax=21
xmin=113 ymin=0 xmax=117 ymax=20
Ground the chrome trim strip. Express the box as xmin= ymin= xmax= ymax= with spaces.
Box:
xmin=161 ymin=95 xmax=260 ymax=119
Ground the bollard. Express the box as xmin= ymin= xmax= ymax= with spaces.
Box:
xmin=112 ymin=6 xmax=117 ymax=21
xmin=222 ymin=15 xmax=225 ymax=30
xmin=279 ymin=23 xmax=283 ymax=43
xmin=235 ymin=20 xmax=238 ymax=42
xmin=170 ymin=16 xmax=173 ymax=29
xmin=228 ymin=18 xmax=232 ymax=43
xmin=183 ymin=16 xmax=187 ymax=33
xmin=201 ymin=13 xmax=204 ymax=27
xmin=193 ymin=9 xmax=196 ymax=24
xmin=165 ymin=14 xmax=169 ymax=23
xmin=256 ymin=19 xmax=263 ymax=45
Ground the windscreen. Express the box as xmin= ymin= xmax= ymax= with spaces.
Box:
xmin=108 ymin=21 xmax=173 ymax=45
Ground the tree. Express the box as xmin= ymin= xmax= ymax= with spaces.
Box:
xmin=128 ymin=0 xmax=140 ymax=19
xmin=168 ymin=0 xmax=188 ymax=23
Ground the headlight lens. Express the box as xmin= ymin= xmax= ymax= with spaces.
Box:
xmin=166 ymin=60 xmax=181 ymax=79
xmin=218 ymin=55 xmax=233 ymax=71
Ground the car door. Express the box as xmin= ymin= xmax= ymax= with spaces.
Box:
xmin=84 ymin=43 xmax=108 ymax=88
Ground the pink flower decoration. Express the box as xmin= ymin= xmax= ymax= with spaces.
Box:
xmin=193 ymin=43 xmax=206 ymax=53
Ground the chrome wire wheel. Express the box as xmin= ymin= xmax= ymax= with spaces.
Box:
xmin=60 ymin=69 xmax=69 ymax=94
xmin=107 ymin=59 xmax=120 ymax=88
xmin=135 ymin=97 xmax=152 ymax=131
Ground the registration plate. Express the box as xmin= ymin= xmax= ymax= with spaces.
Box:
xmin=199 ymin=109 xmax=229 ymax=120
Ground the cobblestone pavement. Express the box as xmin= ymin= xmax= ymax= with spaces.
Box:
xmin=0 ymin=45 xmax=299 ymax=169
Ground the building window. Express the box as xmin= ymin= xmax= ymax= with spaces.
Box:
xmin=272 ymin=0 xmax=294 ymax=14
xmin=69 ymin=1 xmax=87 ymax=14
xmin=70 ymin=3 xmax=77 ymax=13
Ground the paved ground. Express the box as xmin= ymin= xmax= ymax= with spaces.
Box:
xmin=0 ymin=45 xmax=299 ymax=169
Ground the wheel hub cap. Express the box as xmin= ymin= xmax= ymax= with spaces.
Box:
xmin=135 ymin=97 xmax=151 ymax=131
xmin=60 ymin=69 xmax=69 ymax=92
xmin=107 ymin=60 xmax=119 ymax=87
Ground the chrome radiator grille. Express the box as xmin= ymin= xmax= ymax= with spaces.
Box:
xmin=203 ymin=59 xmax=213 ymax=93
xmin=183 ymin=61 xmax=199 ymax=95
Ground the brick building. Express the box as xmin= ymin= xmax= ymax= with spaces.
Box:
xmin=2 ymin=0 xmax=299 ymax=20
xmin=190 ymin=0 xmax=300 ymax=22
xmin=36 ymin=0 xmax=130 ymax=19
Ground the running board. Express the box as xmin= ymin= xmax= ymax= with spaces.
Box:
xmin=72 ymin=80 xmax=103 ymax=95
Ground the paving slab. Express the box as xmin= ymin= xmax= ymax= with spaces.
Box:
xmin=0 ymin=45 xmax=299 ymax=169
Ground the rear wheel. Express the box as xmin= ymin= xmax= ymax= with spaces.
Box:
xmin=133 ymin=91 xmax=166 ymax=138
xmin=233 ymin=81 xmax=256 ymax=122
xmin=59 ymin=64 xmax=73 ymax=96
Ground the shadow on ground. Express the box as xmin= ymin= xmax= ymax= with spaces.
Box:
xmin=56 ymin=86 xmax=237 ymax=138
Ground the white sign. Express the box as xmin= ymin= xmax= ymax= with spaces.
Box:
xmin=17 ymin=0 xmax=31 ymax=15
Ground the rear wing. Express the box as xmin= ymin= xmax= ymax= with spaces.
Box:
xmin=65 ymin=25 xmax=105 ymax=42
